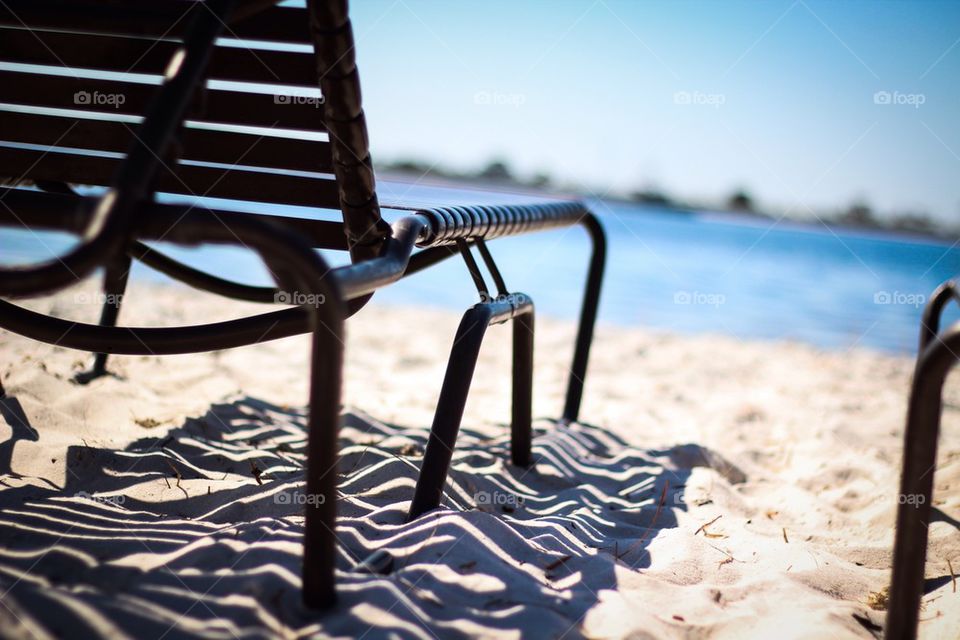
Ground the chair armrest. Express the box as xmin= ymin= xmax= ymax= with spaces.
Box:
xmin=385 ymin=199 xmax=590 ymax=248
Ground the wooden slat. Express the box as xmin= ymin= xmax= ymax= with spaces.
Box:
xmin=0 ymin=145 xmax=341 ymax=209
xmin=0 ymin=111 xmax=333 ymax=174
xmin=0 ymin=27 xmax=317 ymax=87
xmin=0 ymin=1 xmax=311 ymax=44
xmin=0 ymin=70 xmax=326 ymax=131
xmin=0 ymin=187 xmax=350 ymax=250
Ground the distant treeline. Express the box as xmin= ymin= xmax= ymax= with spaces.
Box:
xmin=378 ymin=158 xmax=959 ymax=241
xmin=630 ymin=189 xmax=959 ymax=241
xmin=380 ymin=158 xmax=552 ymax=190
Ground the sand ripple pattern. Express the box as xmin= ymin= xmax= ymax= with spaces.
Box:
xmin=0 ymin=395 xmax=737 ymax=639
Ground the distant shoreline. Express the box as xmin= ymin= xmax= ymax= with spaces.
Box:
xmin=379 ymin=168 xmax=959 ymax=245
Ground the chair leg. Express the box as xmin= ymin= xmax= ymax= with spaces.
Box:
xmin=75 ymin=256 xmax=131 ymax=384
xmin=301 ymin=308 xmax=345 ymax=609
xmin=562 ymin=213 xmax=606 ymax=424
xmin=408 ymin=305 xmax=494 ymax=520
xmin=511 ymin=308 xmax=534 ymax=467
xmin=887 ymin=322 xmax=960 ymax=639
xmin=407 ymin=297 xmax=534 ymax=520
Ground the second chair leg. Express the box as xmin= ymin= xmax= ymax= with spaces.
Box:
xmin=408 ymin=297 xmax=534 ymax=520
xmin=562 ymin=213 xmax=606 ymax=424
xmin=511 ymin=309 xmax=534 ymax=467
xmin=408 ymin=305 xmax=493 ymax=520
xmin=77 ymin=255 xmax=132 ymax=383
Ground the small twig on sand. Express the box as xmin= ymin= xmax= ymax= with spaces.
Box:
xmin=695 ymin=515 xmax=722 ymax=536
xmin=948 ymin=558 xmax=957 ymax=593
xmin=705 ymin=541 xmax=735 ymax=562
xmin=249 ymin=460 xmax=264 ymax=485
xmin=164 ymin=458 xmax=187 ymax=498
xmin=782 ymin=527 xmax=789 ymax=543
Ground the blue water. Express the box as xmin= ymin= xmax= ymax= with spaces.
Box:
xmin=2 ymin=180 xmax=958 ymax=354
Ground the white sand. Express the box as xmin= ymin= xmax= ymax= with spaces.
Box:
xmin=0 ymin=281 xmax=958 ymax=639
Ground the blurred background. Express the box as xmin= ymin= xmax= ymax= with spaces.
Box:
xmin=359 ymin=0 xmax=960 ymax=352
xmin=3 ymin=0 xmax=959 ymax=353
xmin=356 ymin=0 xmax=959 ymax=225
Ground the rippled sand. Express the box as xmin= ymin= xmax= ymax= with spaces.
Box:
xmin=0 ymin=282 xmax=958 ymax=639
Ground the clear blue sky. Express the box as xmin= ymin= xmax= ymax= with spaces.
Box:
xmin=346 ymin=0 xmax=960 ymax=223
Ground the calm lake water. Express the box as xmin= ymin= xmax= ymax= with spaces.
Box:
xmin=2 ymin=180 xmax=958 ymax=354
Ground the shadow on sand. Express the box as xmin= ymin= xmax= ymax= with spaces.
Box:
xmin=0 ymin=395 xmax=743 ymax=638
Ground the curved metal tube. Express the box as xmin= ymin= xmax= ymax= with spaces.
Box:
xmin=0 ymin=297 xmax=304 ymax=354
xmin=0 ymin=216 xmax=427 ymax=355
xmin=336 ymin=217 xmax=427 ymax=298
xmin=887 ymin=321 xmax=960 ymax=639
xmin=131 ymin=241 xmax=279 ymax=304
xmin=918 ymin=280 xmax=959 ymax=353
xmin=130 ymin=217 xmax=427 ymax=308
xmin=0 ymin=0 xmax=236 ymax=298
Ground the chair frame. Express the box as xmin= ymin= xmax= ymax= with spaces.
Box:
xmin=0 ymin=0 xmax=606 ymax=609
xmin=887 ymin=280 xmax=960 ymax=639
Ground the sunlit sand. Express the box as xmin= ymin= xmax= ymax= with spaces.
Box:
xmin=1 ymin=282 xmax=957 ymax=638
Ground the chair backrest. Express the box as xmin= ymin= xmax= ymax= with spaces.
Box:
xmin=0 ymin=0 xmax=386 ymax=259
